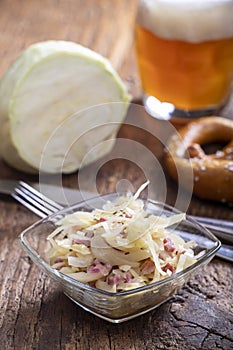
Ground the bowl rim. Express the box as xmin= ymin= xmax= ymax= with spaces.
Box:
xmin=18 ymin=194 xmax=221 ymax=297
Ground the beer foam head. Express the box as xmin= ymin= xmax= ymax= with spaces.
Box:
xmin=137 ymin=0 xmax=233 ymax=42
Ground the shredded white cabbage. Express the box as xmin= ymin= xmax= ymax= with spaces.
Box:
xmin=46 ymin=182 xmax=198 ymax=292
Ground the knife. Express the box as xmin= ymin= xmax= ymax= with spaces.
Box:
xmin=0 ymin=179 xmax=95 ymax=205
xmin=0 ymin=179 xmax=232 ymax=243
xmin=0 ymin=179 xmax=232 ymax=262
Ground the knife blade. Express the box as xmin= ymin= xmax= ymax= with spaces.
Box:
xmin=0 ymin=179 xmax=232 ymax=244
xmin=34 ymin=182 xmax=95 ymax=206
xmin=0 ymin=179 xmax=232 ymax=262
xmin=0 ymin=179 xmax=94 ymax=206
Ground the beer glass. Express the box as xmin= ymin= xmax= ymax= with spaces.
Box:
xmin=135 ymin=0 xmax=233 ymax=120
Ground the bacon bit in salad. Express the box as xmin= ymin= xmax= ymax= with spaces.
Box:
xmin=141 ymin=259 xmax=155 ymax=275
xmin=53 ymin=257 xmax=64 ymax=264
xmin=85 ymin=232 xmax=94 ymax=238
xmin=52 ymin=258 xmax=66 ymax=270
xmin=163 ymin=237 xmax=176 ymax=253
xmin=99 ymin=217 xmax=107 ymax=222
xmin=125 ymin=273 xmax=131 ymax=283
xmin=72 ymin=238 xmax=91 ymax=247
xmin=162 ymin=263 xmax=175 ymax=274
xmin=88 ymin=259 xmax=112 ymax=276
xmin=107 ymin=274 xmax=123 ymax=286
xmin=125 ymin=213 xmax=132 ymax=219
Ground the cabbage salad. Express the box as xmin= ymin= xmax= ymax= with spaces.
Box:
xmin=46 ymin=182 xmax=198 ymax=292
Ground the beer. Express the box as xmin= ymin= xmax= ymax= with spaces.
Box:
xmin=135 ymin=0 xmax=233 ymax=117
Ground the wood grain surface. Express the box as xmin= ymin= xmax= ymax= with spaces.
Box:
xmin=0 ymin=1 xmax=232 ymax=349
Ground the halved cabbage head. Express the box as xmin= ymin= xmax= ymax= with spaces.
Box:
xmin=0 ymin=40 xmax=130 ymax=173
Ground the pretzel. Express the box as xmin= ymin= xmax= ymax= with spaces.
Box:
xmin=165 ymin=117 xmax=233 ymax=202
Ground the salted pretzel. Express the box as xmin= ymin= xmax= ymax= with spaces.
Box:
xmin=165 ymin=117 xmax=233 ymax=202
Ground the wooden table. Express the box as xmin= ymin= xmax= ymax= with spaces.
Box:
xmin=0 ymin=1 xmax=232 ymax=349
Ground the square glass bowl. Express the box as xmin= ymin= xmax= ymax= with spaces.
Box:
xmin=18 ymin=194 xmax=221 ymax=323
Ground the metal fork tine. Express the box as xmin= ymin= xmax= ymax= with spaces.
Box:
xmin=11 ymin=192 xmax=48 ymax=218
xmin=11 ymin=181 xmax=64 ymax=218
xmin=13 ymin=187 xmax=55 ymax=216
xmin=19 ymin=181 xmax=63 ymax=211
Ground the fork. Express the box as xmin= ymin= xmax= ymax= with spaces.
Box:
xmin=12 ymin=181 xmax=64 ymax=218
xmin=11 ymin=180 xmax=233 ymax=262
xmin=11 ymin=181 xmax=233 ymax=238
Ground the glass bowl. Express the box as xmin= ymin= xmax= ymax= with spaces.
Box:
xmin=18 ymin=194 xmax=221 ymax=323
